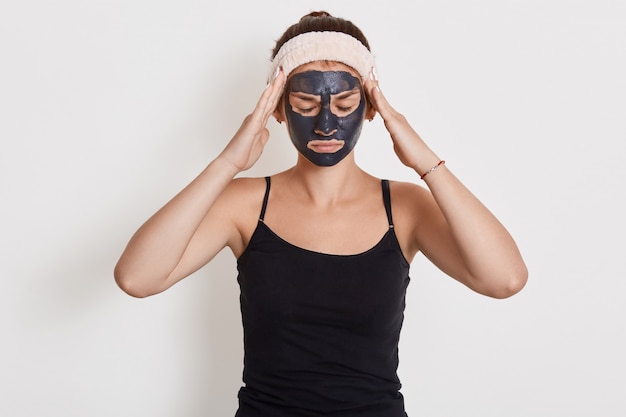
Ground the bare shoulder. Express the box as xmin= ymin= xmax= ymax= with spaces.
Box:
xmin=222 ymin=176 xmax=268 ymax=201
xmin=216 ymin=176 xmax=268 ymax=223
xmin=215 ymin=176 xmax=269 ymax=256
xmin=388 ymin=179 xmax=432 ymax=206
xmin=387 ymin=179 xmax=438 ymax=261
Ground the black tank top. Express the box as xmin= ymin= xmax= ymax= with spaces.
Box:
xmin=235 ymin=177 xmax=410 ymax=417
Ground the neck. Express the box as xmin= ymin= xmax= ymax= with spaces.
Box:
xmin=286 ymin=153 xmax=365 ymax=206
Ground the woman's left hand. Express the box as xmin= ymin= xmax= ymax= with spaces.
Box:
xmin=363 ymin=69 xmax=440 ymax=174
xmin=364 ymin=69 xmax=528 ymax=299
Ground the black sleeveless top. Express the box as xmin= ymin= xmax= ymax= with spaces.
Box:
xmin=235 ymin=178 xmax=410 ymax=417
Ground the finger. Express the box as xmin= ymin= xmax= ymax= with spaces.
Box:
xmin=253 ymin=68 xmax=285 ymax=126
xmin=363 ymin=69 xmax=396 ymax=120
xmin=263 ymin=68 xmax=285 ymax=121
xmin=367 ymin=82 xmax=393 ymax=120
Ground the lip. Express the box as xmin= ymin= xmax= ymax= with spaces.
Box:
xmin=307 ymin=139 xmax=345 ymax=153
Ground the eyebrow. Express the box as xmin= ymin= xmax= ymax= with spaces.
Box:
xmin=290 ymin=88 xmax=360 ymax=100
xmin=290 ymin=92 xmax=317 ymax=99
xmin=334 ymin=88 xmax=360 ymax=100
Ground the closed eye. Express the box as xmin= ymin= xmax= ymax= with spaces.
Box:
xmin=289 ymin=93 xmax=321 ymax=116
xmin=331 ymin=88 xmax=362 ymax=116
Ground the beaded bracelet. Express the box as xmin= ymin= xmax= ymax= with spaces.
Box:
xmin=420 ymin=160 xmax=445 ymax=180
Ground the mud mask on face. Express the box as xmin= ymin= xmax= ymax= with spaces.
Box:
xmin=285 ymin=70 xmax=366 ymax=167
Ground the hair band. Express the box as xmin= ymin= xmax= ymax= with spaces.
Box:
xmin=270 ymin=31 xmax=375 ymax=81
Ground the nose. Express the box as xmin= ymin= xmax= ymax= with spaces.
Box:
xmin=314 ymin=107 xmax=338 ymax=137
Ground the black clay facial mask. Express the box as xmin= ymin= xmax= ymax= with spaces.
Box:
xmin=285 ymin=70 xmax=366 ymax=167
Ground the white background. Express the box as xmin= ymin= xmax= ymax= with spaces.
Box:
xmin=2 ymin=1 xmax=625 ymax=416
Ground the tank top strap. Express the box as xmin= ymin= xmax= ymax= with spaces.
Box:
xmin=381 ymin=179 xmax=394 ymax=229
xmin=259 ymin=176 xmax=271 ymax=222
xmin=260 ymin=177 xmax=392 ymax=226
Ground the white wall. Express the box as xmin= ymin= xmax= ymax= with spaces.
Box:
xmin=2 ymin=1 xmax=625 ymax=416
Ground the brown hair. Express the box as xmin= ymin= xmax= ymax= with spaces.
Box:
xmin=271 ymin=11 xmax=370 ymax=59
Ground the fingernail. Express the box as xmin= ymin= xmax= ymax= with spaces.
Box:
xmin=273 ymin=66 xmax=281 ymax=81
xmin=266 ymin=66 xmax=280 ymax=87
xmin=370 ymin=66 xmax=378 ymax=81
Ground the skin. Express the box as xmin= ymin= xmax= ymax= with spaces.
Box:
xmin=114 ymin=60 xmax=528 ymax=299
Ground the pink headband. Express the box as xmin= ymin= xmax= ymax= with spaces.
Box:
xmin=270 ymin=31 xmax=375 ymax=81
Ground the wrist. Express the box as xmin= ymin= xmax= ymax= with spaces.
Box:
xmin=411 ymin=152 xmax=441 ymax=177
xmin=418 ymin=160 xmax=446 ymax=180
xmin=210 ymin=154 xmax=243 ymax=178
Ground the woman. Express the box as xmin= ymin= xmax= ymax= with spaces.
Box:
xmin=115 ymin=11 xmax=528 ymax=417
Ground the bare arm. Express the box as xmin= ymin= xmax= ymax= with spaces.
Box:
xmin=114 ymin=70 xmax=285 ymax=298
xmin=365 ymin=72 xmax=527 ymax=298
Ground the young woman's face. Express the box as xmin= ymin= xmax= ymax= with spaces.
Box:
xmin=284 ymin=65 xmax=366 ymax=166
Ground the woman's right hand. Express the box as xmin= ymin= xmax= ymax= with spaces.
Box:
xmin=218 ymin=68 xmax=285 ymax=172
xmin=114 ymin=69 xmax=285 ymax=298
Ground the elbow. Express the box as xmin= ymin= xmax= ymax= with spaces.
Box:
xmin=114 ymin=264 xmax=155 ymax=299
xmin=465 ymin=260 xmax=528 ymax=299
xmin=487 ymin=264 xmax=529 ymax=299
